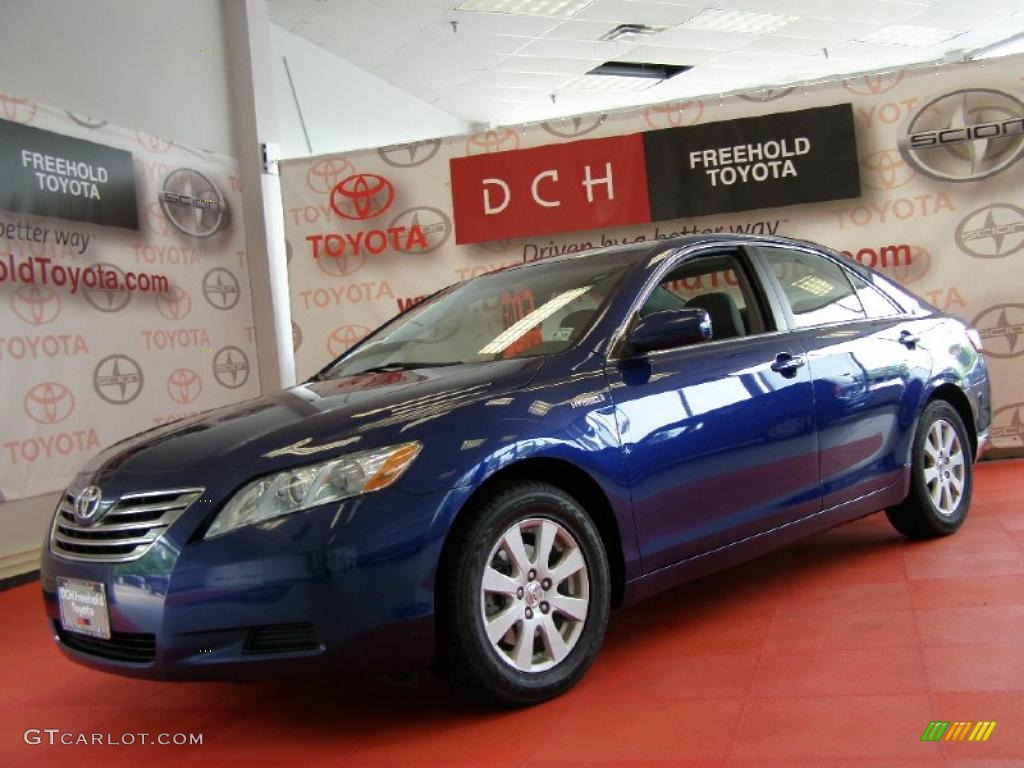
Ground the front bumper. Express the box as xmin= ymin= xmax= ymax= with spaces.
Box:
xmin=42 ymin=485 xmax=466 ymax=681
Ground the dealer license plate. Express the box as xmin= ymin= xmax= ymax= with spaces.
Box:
xmin=57 ymin=577 xmax=111 ymax=640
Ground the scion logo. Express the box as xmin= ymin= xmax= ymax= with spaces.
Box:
xmin=991 ymin=402 xmax=1024 ymax=447
xmin=65 ymin=111 xmax=107 ymax=129
xmin=212 ymin=346 xmax=250 ymax=389
xmin=329 ymin=174 xmax=395 ymax=221
xmin=644 ymin=99 xmax=703 ymax=130
xmin=955 ymin=203 xmax=1024 ymax=259
xmin=10 ymin=284 xmax=61 ymax=326
xmin=292 ymin=321 xmax=302 ymax=352
xmin=860 ymin=150 xmax=916 ymax=191
xmin=326 ymin=324 xmax=371 ymax=357
xmin=83 ymin=262 xmax=132 ymax=312
xmin=970 ymin=304 xmax=1024 ymax=359
xmin=24 ymin=382 xmax=75 ymax=425
xmin=466 ymin=128 xmax=520 ymax=156
xmin=542 ymin=115 xmax=606 ymax=139
xmin=166 ymin=368 xmax=202 ymax=405
xmin=738 ymin=87 xmax=795 ymax=103
xmin=161 ymin=168 xmax=228 ymax=238
xmin=306 ymin=156 xmax=355 ymax=194
xmin=93 ymin=354 xmax=144 ymax=405
xmin=0 ymin=93 xmax=37 ymax=124
xmin=388 ymin=206 xmax=451 ymax=254
xmin=202 ymin=267 xmax=240 ymax=310
xmin=842 ymin=70 xmax=905 ymax=96
xmin=156 ymin=285 xmax=192 ymax=321
xmin=378 ymin=139 xmax=442 ymax=168
xmin=899 ymin=89 xmax=1024 ymax=182
xmin=136 ymin=131 xmax=173 ymax=153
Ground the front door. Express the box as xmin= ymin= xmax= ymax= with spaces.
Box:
xmin=606 ymin=248 xmax=820 ymax=573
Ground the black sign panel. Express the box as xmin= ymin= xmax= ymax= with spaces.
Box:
xmin=0 ymin=119 xmax=138 ymax=229
xmin=643 ymin=103 xmax=860 ymax=220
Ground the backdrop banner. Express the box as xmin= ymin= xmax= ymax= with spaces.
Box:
xmin=0 ymin=93 xmax=260 ymax=502
xmin=280 ymin=55 xmax=1024 ymax=456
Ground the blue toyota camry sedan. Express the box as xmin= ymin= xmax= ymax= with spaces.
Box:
xmin=43 ymin=235 xmax=990 ymax=706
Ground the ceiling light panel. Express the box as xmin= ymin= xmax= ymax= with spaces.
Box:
xmin=456 ymin=0 xmax=595 ymax=18
xmin=681 ymin=8 xmax=798 ymax=35
xmin=565 ymin=73 xmax=661 ymax=92
xmin=861 ymin=24 xmax=959 ymax=47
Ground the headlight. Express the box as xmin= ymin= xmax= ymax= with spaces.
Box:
xmin=204 ymin=442 xmax=421 ymax=539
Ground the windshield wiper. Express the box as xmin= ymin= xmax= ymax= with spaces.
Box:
xmin=347 ymin=361 xmax=464 ymax=375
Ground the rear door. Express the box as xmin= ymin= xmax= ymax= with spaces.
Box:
xmin=605 ymin=247 xmax=820 ymax=572
xmin=753 ymin=244 xmax=919 ymax=509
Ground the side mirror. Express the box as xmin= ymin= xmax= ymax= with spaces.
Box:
xmin=628 ymin=308 xmax=712 ymax=353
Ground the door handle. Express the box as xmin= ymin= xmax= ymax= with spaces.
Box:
xmin=771 ymin=352 xmax=806 ymax=375
xmin=899 ymin=330 xmax=920 ymax=348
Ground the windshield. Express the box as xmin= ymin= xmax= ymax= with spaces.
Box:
xmin=318 ymin=256 xmax=631 ymax=379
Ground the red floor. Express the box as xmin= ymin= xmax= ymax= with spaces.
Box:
xmin=2 ymin=460 xmax=1022 ymax=768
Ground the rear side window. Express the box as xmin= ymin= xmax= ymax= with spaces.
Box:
xmin=849 ymin=272 xmax=901 ymax=318
xmin=759 ymin=247 xmax=866 ymax=328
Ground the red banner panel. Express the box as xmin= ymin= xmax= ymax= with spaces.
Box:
xmin=450 ymin=134 xmax=651 ymax=245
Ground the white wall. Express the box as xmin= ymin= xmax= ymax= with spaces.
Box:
xmin=0 ymin=0 xmax=237 ymax=156
xmin=270 ymin=23 xmax=471 ymax=158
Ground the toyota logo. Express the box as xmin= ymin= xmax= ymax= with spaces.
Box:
xmin=160 ymin=168 xmax=228 ymax=238
xmin=465 ymin=129 xmax=520 ymax=156
xmin=156 ymin=285 xmax=192 ymax=321
xmin=899 ymin=89 xmax=1024 ymax=182
xmin=317 ymin=248 xmax=365 ymax=278
xmin=24 ymin=382 xmax=75 ymax=425
xmin=292 ymin=321 xmax=303 ymax=352
xmin=10 ymin=284 xmax=61 ymax=325
xmin=388 ymin=206 xmax=452 ymax=254
xmin=212 ymin=346 xmax=250 ymax=389
xmin=842 ymin=71 xmax=905 ymax=96
xmin=202 ymin=267 xmax=240 ymax=310
xmin=542 ymin=115 xmax=606 ymax=139
xmin=0 ymin=93 xmax=37 ymax=124
xmin=306 ymin=156 xmax=356 ymax=193
xmin=378 ymin=139 xmax=442 ymax=168
xmin=330 ymin=174 xmax=395 ymax=220
xmin=82 ymin=262 xmax=132 ymax=313
xmin=326 ymin=325 xmax=371 ymax=357
xmin=644 ymin=99 xmax=704 ymax=130
xmin=955 ymin=203 xmax=1024 ymax=259
xmin=991 ymin=402 xmax=1024 ymax=448
xmin=970 ymin=304 xmax=1024 ymax=359
xmin=167 ymin=368 xmax=202 ymax=404
xmin=73 ymin=485 xmax=104 ymax=523
xmin=859 ymin=150 xmax=916 ymax=191
xmin=94 ymin=354 xmax=145 ymax=405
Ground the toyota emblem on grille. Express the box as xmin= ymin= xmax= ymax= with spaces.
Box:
xmin=74 ymin=486 xmax=104 ymax=523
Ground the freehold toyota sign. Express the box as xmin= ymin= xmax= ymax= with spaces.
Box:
xmin=450 ymin=103 xmax=860 ymax=244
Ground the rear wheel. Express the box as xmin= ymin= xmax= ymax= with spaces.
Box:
xmin=435 ymin=481 xmax=610 ymax=707
xmin=886 ymin=400 xmax=973 ymax=539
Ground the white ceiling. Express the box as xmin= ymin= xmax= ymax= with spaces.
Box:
xmin=269 ymin=0 xmax=1024 ymax=126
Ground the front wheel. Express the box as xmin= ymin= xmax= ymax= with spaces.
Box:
xmin=434 ymin=481 xmax=610 ymax=707
xmin=886 ymin=400 xmax=973 ymax=539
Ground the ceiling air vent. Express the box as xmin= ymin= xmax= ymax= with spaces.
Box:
xmin=572 ymin=61 xmax=691 ymax=93
xmin=600 ymin=23 xmax=666 ymax=43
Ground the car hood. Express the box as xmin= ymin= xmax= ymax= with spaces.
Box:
xmin=85 ymin=358 xmax=544 ymax=482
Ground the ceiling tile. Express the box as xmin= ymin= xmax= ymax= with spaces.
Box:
xmin=615 ymin=44 xmax=721 ymax=65
xmin=467 ymin=70 xmax=577 ymax=88
xmin=443 ymin=9 xmax=563 ymax=36
xmin=815 ymin=1 xmax=925 ymax=24
xmin=651 ymin=27 xmax=764 ymax=50
xmin=515 ymin=36 xmax=633 ymax=59
xmin=742 ymin=35 xmax=836 ymax=56
xmin=902 ymin=2 xmax=1007 ymax=31
xmin=716 ymin=0 xmax=837 ymax=12
xmin=401 ymin=27 xmax=531 ymax=55
xmin=492 ymin=56 xmax=602 ymax=73
xmin=775 ymin=17 xmax=884 ymax=41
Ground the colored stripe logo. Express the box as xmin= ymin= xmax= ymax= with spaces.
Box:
xmin=921 ymin=721 xmax=996 ymax=742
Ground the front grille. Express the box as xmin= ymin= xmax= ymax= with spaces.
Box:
xmin=56 ymin=623 xmax=156 ymax=663
xmin=51 ymin=487 xmax=203 ymax=563
xmin=244 ymin=623 xmax=320 ymax=654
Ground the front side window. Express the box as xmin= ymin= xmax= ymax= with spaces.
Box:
xmin=318 ymin=257 xmax=631 ymax=379
xmin=639 ymin=251 xmax=770 ymax=343
xmin=759 ymin=246 xmax=866 ymax=328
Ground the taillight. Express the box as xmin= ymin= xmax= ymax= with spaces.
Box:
xmin=966 ymin=327 xmax=983 ymax=353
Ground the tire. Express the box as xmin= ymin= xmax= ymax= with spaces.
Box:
xmin=886 ymin=400 xmax=973 ymax=539
xmin=434 ymin=481 xmax=610 ymax=707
